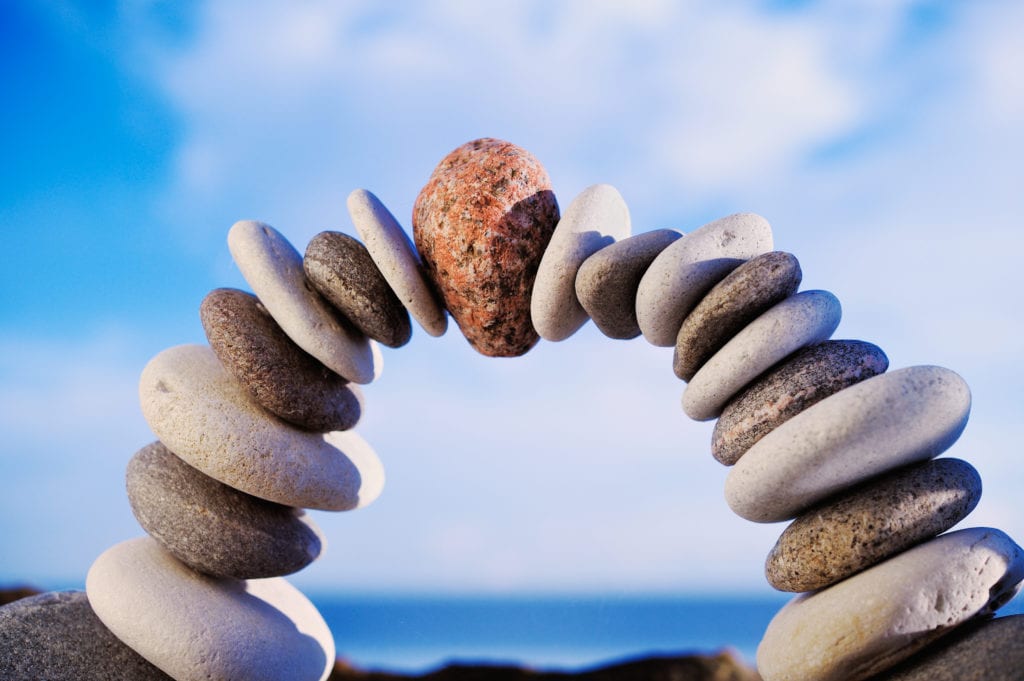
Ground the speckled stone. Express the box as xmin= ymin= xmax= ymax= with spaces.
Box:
xmin=228 ymin=220 xmax=382 ymax=383
xmin=87 ymin=537 xmax=335 ymax=681
xmin=682 ymin=290 xmax=842 ymax=421
xmin=531 ymin=184 xmax=631 ymax=341
xmin=757 ymin=527 xmax=1024 ymax=681
xmin=674 ymin=251 xmax=801 ymax=381
xmin=766 ymin=458 xmax=982 ymax=592
xmin=0 ymin=591 xmax=172 ymax=680
xmin=201 ymin=288 xmax=363 ymax=432
xmin=725 ymin=366 xmax=972 ymax=523
xmin=348 ymin=189 xmax=447 ymax=337
xmin=304 ymin=231 xmax=412 ymax=348
xmin=876 ymin=615 xmax=1024 ymax=681
xmin=139 ymin=344 xmax=385 ymax=511
xmin=413 ymin=138 xmax=560 ymax=357
xmin=575 ymin=229 xmax=683 ymax=340
xmin=636 ymin=213 xmax=774 ymax=347
xmin=712 ymin=340 xmax=889 ymax=465
xmin=127 ymin=441 xmax=324 ymax=579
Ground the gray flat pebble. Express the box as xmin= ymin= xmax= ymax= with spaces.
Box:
xmin=201 ymin=288 xmax=363 ymax=432
xmin=575 ymin=229 xmax=682 ymax=339
xmin=127 ymin=441 xmax=324 ymax=579
xmin=304 ymin=231 xmax=412 ymax=348
xmin=766 ymin=458 xmax=982 ymax=592
xmin=712 ymin=340 xmax=889 ymax=465
xmin=674 ymin=251 xmax=801 ymax=381
xmin=0 ymin=591 xmax=172 ymax=680
xmin=682 ymin=290 xmax=842 ymax=421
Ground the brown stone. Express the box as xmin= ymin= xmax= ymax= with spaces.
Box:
xmin=413 ymin=138 xmax=560 ymax=357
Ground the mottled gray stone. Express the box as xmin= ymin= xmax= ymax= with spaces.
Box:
xmin=766 ymin=458 xmax=982 ymax=592
xmin=0 ymin=591 xmax=172 ymax=680
xmin=575 ymin=229 xmax=682 ymax=339
xmin=712 ymin=340 xmax=888 ymax=465
xmin=127 ymin=441 xmax=324 ymax=579
xmin=304 ymin=231 xmax=412 ymax=348
xmin=201 ymin=288 xmax=363 ymax=432
xmin=674 ymin=251 xmax=801 ymax=381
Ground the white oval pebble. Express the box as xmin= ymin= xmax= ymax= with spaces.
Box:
xmin=757 ymin=527 xmax=1024 ymax=681
xmin=348 ymin=189 xmax=448 ymax=337
xmin=682 ymin=290 xmax=841 ymax=421
xmin=228 ymin=220 xmax=382 ymax=384
xmin=725 ymin=365 xmax=971 ymax=523
xmin=531 ymin=184 xmax=631 ymax=341
xmin=139 ymin=344 xmax=385 ymax=511
xmin=636 ymin=213 xmax=773 ymax=347
xmin=87 ymin=537 xmax=335 ymax=681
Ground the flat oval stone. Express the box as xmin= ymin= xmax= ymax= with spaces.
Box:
xmin=682 ymin=290 xmax=842 ymax=421
xmin=127 ymin=441 xmax=324 ymax=579
xmin=0 ymin=591 xmax=172 ymax=680
xmin=674 ymin=251 xmax=802 ymax=381
xmin=201 ymin=288 xmax=363 ymax=432
xmin=348 ymin=189 xmax=447 ymax=337
xmin=575 ymin=229 xmax=682 ymax=340
xmin=726 ymin=365 xmax=972 ymax=523
xmin=712 ymin=340 xmax=889 ymax=465
xmin=413 ymin=138 xmax=560 ymax=357
xmin=87 ymin=537 xmax=335 ymax=681
xmin=228 ymin=220 xmax=382 ymax=384
xmin=756 ymin=527 xmax=1024 ymax=681
xmin=531 ymin=184 xmax=631 ymax=341
xmin=139 ymin=344 xmax=385 ymax=511
xmin=876 ymin=615 xmax=1024 ymax=681
xmin=304 ymin=231 xmax=412 ymax=348
xmin=636 ymin=213 xmax=773 ymax=347
xmin=766 ymin=458 xmax=982 ymax=592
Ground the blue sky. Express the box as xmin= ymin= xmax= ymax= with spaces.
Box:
xmin=2 ymin=0 xmax=1022 ymax=596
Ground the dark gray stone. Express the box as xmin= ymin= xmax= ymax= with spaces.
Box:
xmin=304 ymin=231 xmax=412 ymax=348
xmin=0 ymin=590 xmax=172 ymax=680
xmin=712 ymin=339 xmax=889 ymax=465
xmin=127 ymin=441 xmax=323 ymax=579
xmin=201 ymin=287 xmax=363 ymax=432
xmin=766 ymin=458 xmax=983 ymax=592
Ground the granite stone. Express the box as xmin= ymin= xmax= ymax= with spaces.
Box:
xmin=766 ymin=457 xmax=982 ymax=592
xmin=201 ymin=288 xmax=363 ymax=432
xmin=674 ymin=251 xmax=802 ymax=381
xmin=304 ymin=231 xmax=412 ymax=348
xmin=127 ymin=441 xmax=324 ymax=579
xmin=413 ymin=138 xmax=560 ymax=357
xmin=575 ymin=229 xmax=682 ymax=340
xmin=712 ymin=340 xmax=889 ymax=465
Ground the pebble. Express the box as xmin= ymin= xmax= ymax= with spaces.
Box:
xmin=412 ymin=138 xmax=560 ymax=357
xmin=725 ymin=365 xmax=972 ymax=523
xmin=304 ymin=231 xmax=412 ymax=348
xmin=127 ymin=441 xmax=324 ymax=579
xmin=201 ymin=288 xmax=363 ymax=432
xmin=87 ymin=537 xmax=335 ymax=681
xmin=0 ymin=591 xmax=172 ymax=680
xmin=876 ymin=615 xmax=1024 ymax=681
xmin=712 ymin=340 xmax=889 ymax=465
xmin=227 ymin=220 xmax=382 ymax=384
xmin=756 ymin=527 xmax=1024 ymax=681
xmin=531 ymin=184 xmax=631 ymax=341
xmin=682 ymin=290 xmax=842 ymax=421
xmin=636 ymin=213 xmax=773 ymax=347
xmin=575 ymin=229 xmax=682 ymax=339
xmin=674 ymin=251 xmax=802 ymax=381
xmin=139 ymin=344 xmax=385 ymax=511
xmin=348 ymin=189 xmax=447 ymax=337
xmin=765 ymin=458 xmax=982 ymax=592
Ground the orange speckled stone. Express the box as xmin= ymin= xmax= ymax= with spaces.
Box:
xmin=413 ymin=138 xmax=560 ymax=357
